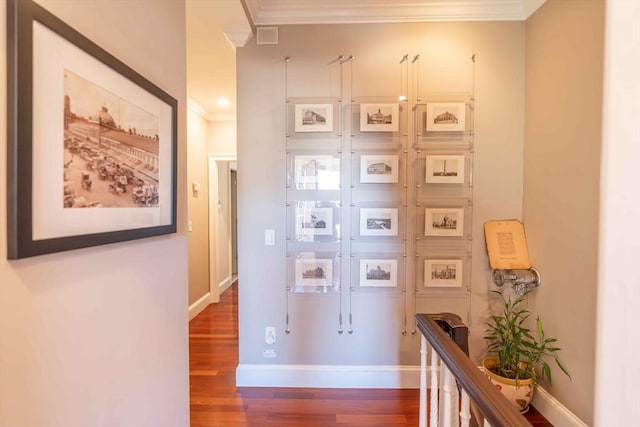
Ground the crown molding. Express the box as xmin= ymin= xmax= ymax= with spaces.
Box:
xmin=223 ymin=28 xmax=253 ymax=48
xmin=251 ymin=0 xmax=546 ymax=26
xmin=187 ymin=99 xmax=237 ymax=122
xmin=187 ymin=98 xmax=209 ymax=119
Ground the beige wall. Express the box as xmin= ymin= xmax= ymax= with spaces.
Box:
xmin=0 ymin=1 xmax=189 ymax=426
xmin=236 ymin=22 xmax=525 ymax=367
xmin=208 ymin=119 xmax=237 ymax=155
xmin=524 ymin=0 xmax=604 ymax=424
xmin=187 ymin=107 xmax=211 ymax=305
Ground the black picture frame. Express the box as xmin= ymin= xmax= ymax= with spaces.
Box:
xmin=7 ymin=0 xmax=178 ymax=259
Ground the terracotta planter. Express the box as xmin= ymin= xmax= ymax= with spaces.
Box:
xmin=482 ymin=356 xmax=534 ymax=413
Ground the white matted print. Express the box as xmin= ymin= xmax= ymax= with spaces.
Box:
xmin=426 ymin=103 xmax=466 ymax=132
xmin=425 ymin=154 xmax=465 ymax=184
xmin=360 ymin=155 xmax=399 ymax=184
xmin=425 ymin=208 xmax=464 ymax=237
xmin=295 ymin=257 xmax=333 ymax=287
xmin=359 ymin=259 xmax=397 ymax=287
xmin=359 ymin=208 xmax=398 ymax=236
xmin=424 ymin=259 xmax=463 ymax=288
xmin=295 ymin=206 xmax=333 ymax=237
xmin=294 ymin=104 xmax=333 ymax=133
xmin=294 ymin=155 xmax=340 ymax=190
xmin=360 ymin=103 xmax=399 ymax=132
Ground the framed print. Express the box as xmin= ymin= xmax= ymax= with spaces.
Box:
xmin=424 ymin=259 xmax=463 ymax=288
xmin=425 ymin=102 xmax=466 ymax=132
xmin=360 ymin=103 xmax=399 ymax=132
xmin=295 ymin=257 xmax=333 ymax=287
xmin=359 ymin=259 xmax=397 ymax=287
xmin=294 ymin=155 xmax=340 ymax=190
xmin=359 ymin=208 xmax=398 ymax=236
xmin=295 ymin=206 xmax=334 ymax=237
xmin=7 ymin=0 xmax=177 ymax=259
xmin=425 ymin=208 xmax=464 ymax=237
xmin=425 ymin=155 xmax=465 ymax=184
xmin=360 ymin=155 xmax=399 ymax=184
xmin=294 ymin=104 xmax=333 ymax=133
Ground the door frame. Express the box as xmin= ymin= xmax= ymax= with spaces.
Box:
xmin=208 ymin=154 xmax=237 ymax=303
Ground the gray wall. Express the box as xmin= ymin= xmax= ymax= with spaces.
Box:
xmin=236 ymin=22 xmax=525 ymax=367
xmin=0 ymin=1 xmax=189 ymax=426
xmin=524 ymin=1 xmax=604 ymax=424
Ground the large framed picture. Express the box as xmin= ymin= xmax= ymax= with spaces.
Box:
xmin=360 ymin=154 xmax=399 ymax=184
xmin=359 ymin=103 xmax=399 ymax=132
xmin=7 ymin=0 xmax=177 ymax=259
xmin=359 ymin=208 xmax=398 ymax=236
xmin=425 ymin=208 xmax=464 ymax=237
xmin=424 ymin=259 xmax=463 ymax=288
xmin=425 ymin=154 xmax=465 ymax=184
xmin=293 ymin=155 xmax=340 ymax=190
xmin=295 ymin=257 xmax=333 ymax=287
xmin=294 ymin=104 xmax=333 ymax=133
xmin=295 ymin=206 xmax=334 ymax=237
xmin=425 ymin=102 xmax=466 ymax=132
xmin=359 ymin=259 xmax=398 ymax=288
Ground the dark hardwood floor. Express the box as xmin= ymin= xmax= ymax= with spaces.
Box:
xmin=189 ymin=283 xmax=551 ymax=426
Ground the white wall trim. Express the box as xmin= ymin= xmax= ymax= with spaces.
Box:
xmin=251 ymin=0 xmax=547 ymax=25
xmin=236 ymin=364 xmax=421 ymax=388
xmin=533 ymin=386 xmax=588 ymax=427
xmin=188 ymin=291 xmax=211 ymax=321
xmin=218 ymin=276 xmax=233 ymax=294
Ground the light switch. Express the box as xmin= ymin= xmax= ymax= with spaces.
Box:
xmin=265 ymin=229 xmax=275 ymax=246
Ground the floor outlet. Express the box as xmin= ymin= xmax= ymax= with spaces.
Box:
xmin=265 ymin=326 xmax=276 ymax=344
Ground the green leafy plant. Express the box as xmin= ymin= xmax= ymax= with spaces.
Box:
xmin=484 ymin=290 xmax=571 ymax=386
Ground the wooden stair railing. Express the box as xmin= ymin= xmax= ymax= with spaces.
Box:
xmin=415 ymin=313 xmax=531 ymax=427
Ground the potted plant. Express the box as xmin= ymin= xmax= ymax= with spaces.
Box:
xmin=483 ymin=290 xmax=570 ymax=413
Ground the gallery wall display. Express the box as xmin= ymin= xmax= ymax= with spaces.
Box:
xmin=294 ymin=104 xmax=334 ymax=133
xmin=414 ymin=92 xmax=474 ymax=312
xmin=292 ymin=201 xmax=340 ymax=243
xmin=293 ymin=155 xmax=341 ymax=190
xmin=424 ymin=208 xmax=464 ymax=237
xmin=359 ymin=207 xmax=399 ymax=237
xmin=6 ymin=0 xmax=177 ymax=259
xmin=425 ymin=102 xmax=466 ymax=132
xmin=424 ymin=259 xmax=463 ymax=288
xmin=359 ymin=259 xmax=398 ymax=288
xmin=359 ymin=103 xmax=400 ymax=132
xmin=425 ymin=154 xmax=466 ymax=184
xmin=290 ymin=251 xmax=340 ymax=293
xmin=282 ymin=54 xmax=475 ymax=333
xmin=360 ymin=154 xmax=399 ymax=184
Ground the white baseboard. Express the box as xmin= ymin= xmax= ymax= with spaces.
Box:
xmin=236 ymin=364 xmax=421 ymax=388
xmin=218 ymin=276 xmax=232 ymax=294
xmin=533 ymin=386 xmax=587 ymax=427
xmin=188 ymin=292 xmax=211 ymax=321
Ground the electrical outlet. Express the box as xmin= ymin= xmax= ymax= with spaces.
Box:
xmin=263 ymin=349 xmax=276 ymax=358
xmin=265 ymin=326 xmax=276 ymax=344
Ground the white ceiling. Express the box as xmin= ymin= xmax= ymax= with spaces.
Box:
xmin=186 ymin=0 xmax=546 ymax=119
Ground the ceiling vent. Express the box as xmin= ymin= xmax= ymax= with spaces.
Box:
xmin=256 ymin=27 xmax=278 ymax=45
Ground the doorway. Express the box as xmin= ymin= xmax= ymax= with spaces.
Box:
xmin=230 ymin=167 xmax=238 ymax=276
xmin=208 ymin=156 xmax=237 ymax=303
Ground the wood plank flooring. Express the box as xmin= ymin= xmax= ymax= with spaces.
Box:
xmin=189 ymin=283 xmax=552 ymax=426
